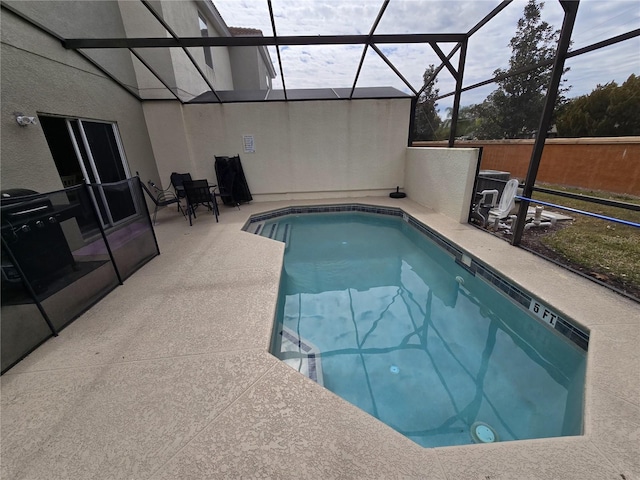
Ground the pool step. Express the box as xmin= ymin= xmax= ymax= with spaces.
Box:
xmin=263 ymin=222 xmax=291 ymax=247
xmin=252 ymin=222 xmax=264 ymax=235
xmin=279 ymin=326 xmax=323 ymax=386
xmin=277 ymin=223 xmax=291 ymax=247
xmin=266 ymin=222 xmax=279 ymax=239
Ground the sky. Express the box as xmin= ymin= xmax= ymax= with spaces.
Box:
xmin=213 ymin=0 xmax=640 ymax=111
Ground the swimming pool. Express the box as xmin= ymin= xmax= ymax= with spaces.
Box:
xmin=247 ymin=206 xmax=587 ymax=448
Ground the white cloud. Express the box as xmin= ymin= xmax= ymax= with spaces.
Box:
xmin=214 ymin=0 xmax=640 ymax=106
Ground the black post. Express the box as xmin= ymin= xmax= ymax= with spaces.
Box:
xmin=448 ymin=40 xmax=468 ymax=147
xmin=408 ymin=96 xmax=418 ymax=146
xmin=135 ymin=177 xmax=161 ymax=256
xmin=350 ymin=0 xmax=390 ymax=99
xmin=511 ymin=0 xmax=579 ymax=245
xmin=268 ymin=0 xmax=288 ymax=100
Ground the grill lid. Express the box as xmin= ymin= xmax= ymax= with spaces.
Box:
xmin=1 ymin=189 xmax=40 ymax=206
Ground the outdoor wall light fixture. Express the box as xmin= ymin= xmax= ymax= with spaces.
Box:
xmin=14 ymin=112 xmax=38 ymax=127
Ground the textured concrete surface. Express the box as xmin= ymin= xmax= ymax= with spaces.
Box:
xmin=2 ymin=197 xmax=639 ymax=479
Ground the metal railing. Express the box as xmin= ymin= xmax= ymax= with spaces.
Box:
xmin=516 ymin=196 xmax=640 ymax=228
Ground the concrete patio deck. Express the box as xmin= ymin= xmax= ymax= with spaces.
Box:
xmin=2 ymin=196 xmax=638 ymax=479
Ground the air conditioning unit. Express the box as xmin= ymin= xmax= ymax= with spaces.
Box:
xmin=477 ymin=170 xmax=511 ymax=198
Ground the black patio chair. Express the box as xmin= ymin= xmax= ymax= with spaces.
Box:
xmin=183 ymin=179 xmax=219 ymax=225
xmin=140 ymin=180 xmax=185 ymax=225
xmin=170 ymin=172 xmax=192 ymax=201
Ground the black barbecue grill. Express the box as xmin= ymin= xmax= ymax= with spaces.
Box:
xmin=1 ymin=189 xmax=79 ymax=291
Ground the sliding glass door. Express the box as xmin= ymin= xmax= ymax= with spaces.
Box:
xmin=41 ymin=115 xmax=137 ymax=229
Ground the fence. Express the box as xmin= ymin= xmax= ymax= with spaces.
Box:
xmin=413 ymin=137 xmax=640 ymax=196
xmin=1 ymin=178 xmax=159 ymax=373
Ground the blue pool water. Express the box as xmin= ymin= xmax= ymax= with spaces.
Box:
xmin=263 ymin=212 xmax=586 ymax=448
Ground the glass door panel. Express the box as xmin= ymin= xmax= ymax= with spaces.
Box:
xmin=80 ymin=121 xmax=136 ymax=224
xmin=68 ymin=120 xmax=110 ymax=227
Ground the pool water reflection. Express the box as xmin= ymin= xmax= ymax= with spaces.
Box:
xmin=266 ymin=212 xmax=586 ymax=448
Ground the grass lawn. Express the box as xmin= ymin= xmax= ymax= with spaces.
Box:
xmin=530 ymin=184 xmax=640 ymax=299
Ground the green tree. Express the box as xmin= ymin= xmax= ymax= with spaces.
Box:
xmin=437 ymin=106 xmax=479 ymax=140
xmin=413 ymin=65 xmax=441 ymax=141
xmin=474 ymin=0 xmax=568 ymax=139
xmin=556 ymin=74 xmax=640 ymax=137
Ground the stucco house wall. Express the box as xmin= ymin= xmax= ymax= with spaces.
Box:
xmin=1 ymin=9 xmax=159 ymax=193
xmin=229 ymin=47 xmax=261 ymax=91
xmin=229 ymin=47 xmax=274 ymax=91
xmin=118 ymin=0 xmax=179 ymax=100
xmin=161 ymin=0 xmax=235 ymax=93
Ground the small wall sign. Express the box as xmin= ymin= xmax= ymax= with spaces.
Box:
xmin=529 ymin=299 xmax=558 ymax=327
xmin=243 ymin=135 xmax=255 ymax=153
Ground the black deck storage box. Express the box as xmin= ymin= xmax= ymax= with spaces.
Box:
xmin=214 ymin=155 xmax=253 ymax=206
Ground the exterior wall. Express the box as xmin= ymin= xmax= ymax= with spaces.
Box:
xmin=120 ymin=0 xmax=235 ymax=98
xmin=228 ymin=47 xmax=274 ymax=91
xmin=415 ymin=138 xmax=640 ymax=196
xmin=229 ymin=47 xmax=261 ymax=90
xmin=257 ymin=51 xmax=274 ymax=90
xmin=196 ymin=0 xmax=234 ymax=90
xmin=3 ymin=0 xmax=139 ymax=89
xmin=405 ymin=147 xmax=480 ymax=223
xmin=118 ymin=0 xmax=178 ymax=100
xmin=143 ymin=98 xmax=412 ymax=200
xmin=160 ymin=0 xmax=234 ymax=94
xmin=1 ymin=10 xmax=159 ymax=192
xmin=209 ymin=46 xmax=235 ymax=91
xmin=142 ymin=102 xmax=197 ymax=190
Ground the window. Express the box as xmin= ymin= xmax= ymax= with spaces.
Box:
xmin=198 ymin=13 xmax=213 ymax=70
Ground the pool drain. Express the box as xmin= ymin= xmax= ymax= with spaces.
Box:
xmin=389 ymin=365 xmax=400 ymax=374
xmin=470 ymin=422 xmax=499 ymax=443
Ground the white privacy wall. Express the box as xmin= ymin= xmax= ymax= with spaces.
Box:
xmin=144 ymin=98 xmax=412 ymax=199
xmin=404 ymin=147 xmax=480 ymax=223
